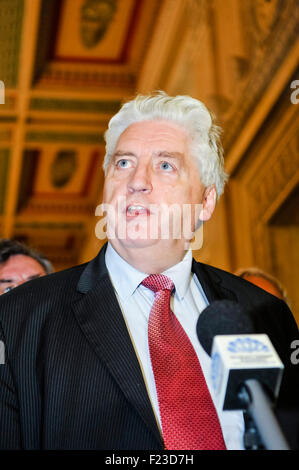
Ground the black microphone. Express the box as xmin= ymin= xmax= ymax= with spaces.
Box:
xmin=196 ymin=300 xmax=290 ymax=450
xmin=196 ymin=300 xmax=254 ymax=356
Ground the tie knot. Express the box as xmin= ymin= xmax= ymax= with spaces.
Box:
xmin=142 ymin=274 xmax=174 ymax=293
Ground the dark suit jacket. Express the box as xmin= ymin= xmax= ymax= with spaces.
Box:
xmin=0 ymin=243 xmax=298 ymax=450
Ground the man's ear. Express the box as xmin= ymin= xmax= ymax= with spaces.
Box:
xmin=199 ymin=185 xmax=217 ymax=222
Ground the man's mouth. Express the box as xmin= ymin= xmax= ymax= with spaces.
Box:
xmin=126 ymin=204 xmax=151 ymax=217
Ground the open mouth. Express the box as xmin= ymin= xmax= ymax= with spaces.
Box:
xmin=126 ymin=204 xmax=151 ymax=217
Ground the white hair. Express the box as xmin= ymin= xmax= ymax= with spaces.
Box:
xmin=103 ymin=91 xmax=228 ymax=199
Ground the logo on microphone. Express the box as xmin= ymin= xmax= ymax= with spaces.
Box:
xmin=211 ymin=352 xmax=221 ymax=392
xmin=227 ymin=337 xmax=269 ymax=353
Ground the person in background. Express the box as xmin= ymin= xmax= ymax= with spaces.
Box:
xmin=0 ymin=239 xmax=53 ymax=295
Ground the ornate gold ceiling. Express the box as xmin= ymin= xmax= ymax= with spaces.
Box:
xmin=0 ymin=0 xmax=298 ymax=271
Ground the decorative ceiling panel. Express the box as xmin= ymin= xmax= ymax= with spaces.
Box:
xmin=33 ymin=0 xmax=161 ymax=92
xmin=55 ymin=0 xmax=138 ymax=63
xmin=17 ymin=147 xmax=103 ymax=216
xmin=0 ymin=0 xmax=24 ymax=88
xmin=14 ymin=221 xmax=87 ymax=269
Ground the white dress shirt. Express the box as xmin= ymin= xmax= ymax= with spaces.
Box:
xmin=105 ymin=242 xmax=245 ymax=450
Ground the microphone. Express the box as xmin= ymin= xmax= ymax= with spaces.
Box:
xmin=196 ymin=300 xmax=290 ymax=450
xmin=196 ymin=299 xmax=254 ymax=356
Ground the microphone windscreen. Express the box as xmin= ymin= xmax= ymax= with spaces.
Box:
xmin=196 ymin=300 xmax=254 ymax=356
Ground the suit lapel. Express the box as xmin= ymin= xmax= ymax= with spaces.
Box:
xmin=72 ymin=244 xmax=163 ymax=446
xmin=192 ymin=258 xmax=237 ymax=303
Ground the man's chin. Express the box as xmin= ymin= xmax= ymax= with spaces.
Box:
xmin=117 ymin=237 xmax=161 ymax=250
xmin=111 ymin=236 xmax=188 ymax=254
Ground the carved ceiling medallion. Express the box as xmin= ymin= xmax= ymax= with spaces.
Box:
xmin=251 ymin=0 xmax=283 ymax=42
xmin=80 ymin=0 xmax=118 ymax=49
xmin=50 ymin=151 xmax=78 ymax=189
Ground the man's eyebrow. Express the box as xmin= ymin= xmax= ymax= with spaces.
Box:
xmin=27 ymin=275 xmax=41 ymax=281
xmin=113 ymin=150 xmax=184 ymax=159
xmin=0 ymin=274 xmax=42 ymax=284
xmin=113 ymin=150 xmax=136 ymax=158
xmin=154 ymin=151 xmax=183 ymax=159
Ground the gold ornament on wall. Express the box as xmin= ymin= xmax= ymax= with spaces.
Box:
xmin=80 ymin=0 xmax=118 ymax=48
xmin=251 ymin=0 xmax=283 ymax=42
xmin=50 ymin=151 xmax=78 ymax=189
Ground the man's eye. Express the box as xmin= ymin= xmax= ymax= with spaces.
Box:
xmin=160 ymin=161 xmax=174 ymax=171
xmin=116 ymin=159 xmax=131 ymax=168
xmin=4 ymin=286 xmax=14 ymax=293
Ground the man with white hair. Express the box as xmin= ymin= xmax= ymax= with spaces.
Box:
xmin=0 ymin=92 xmax=298 ymax=450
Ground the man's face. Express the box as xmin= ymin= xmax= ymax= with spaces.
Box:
xmin=102 ymin=120 xmax=215 ymax=255
xmin=0 ymin=255 xmax=46 ymax=295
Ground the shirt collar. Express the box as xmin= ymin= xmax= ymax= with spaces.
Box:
xmin=162 ymin=250 xmax=192 ymax=300
xmin=105 ymin=242 xmax=192 ymax=301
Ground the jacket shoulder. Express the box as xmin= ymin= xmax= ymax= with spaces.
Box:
xmin=197 ymin=261 xmax=285 ymax=304
xmin=0 ymin=262 xmax=87 ymax=327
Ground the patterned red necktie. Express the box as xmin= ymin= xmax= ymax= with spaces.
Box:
xmin=142 ymin=274 xmax=226 ymax=450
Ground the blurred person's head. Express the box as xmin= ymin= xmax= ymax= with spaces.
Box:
xmin=0 ymin=239 xmax=53 ymax=295
xmin=236 ymin=267 xmax=290 ymax=306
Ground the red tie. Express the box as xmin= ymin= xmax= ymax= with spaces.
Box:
xmin=142 ymin=274 xmax=226 ymax=450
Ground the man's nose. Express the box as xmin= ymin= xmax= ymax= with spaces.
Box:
xmin=127 ymin=164 xmax=153 ymax=194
